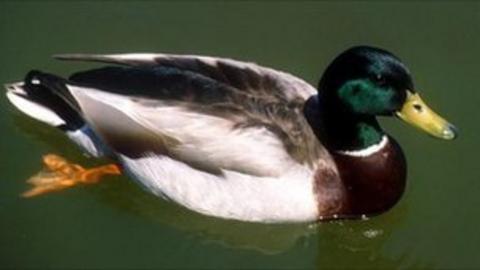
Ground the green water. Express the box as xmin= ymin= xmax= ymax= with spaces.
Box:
xmin=1 ymin=1 xmax=479 ymax=269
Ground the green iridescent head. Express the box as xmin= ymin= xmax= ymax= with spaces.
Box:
xmin=318 ymin=46 xmax=457 ymax=140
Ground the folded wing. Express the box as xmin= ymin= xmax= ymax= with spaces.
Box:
xmin=57 ymin=54 xmax=327 ymax=176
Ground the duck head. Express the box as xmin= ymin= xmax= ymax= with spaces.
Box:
xmin=318 ymin=46 xmax=457 ymax=140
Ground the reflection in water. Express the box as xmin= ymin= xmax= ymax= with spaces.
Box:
xmin=94 ymin=178 xmax=317 ymax=255
xmin=312 ymin=202 xmax=418 ymax=269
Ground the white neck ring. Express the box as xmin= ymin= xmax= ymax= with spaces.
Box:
xmin=336 ymin=135 xmax=389 ymax=157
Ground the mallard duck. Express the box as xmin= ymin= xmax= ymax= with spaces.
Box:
xmin=5 ymin=46 xmax=456 ymax=223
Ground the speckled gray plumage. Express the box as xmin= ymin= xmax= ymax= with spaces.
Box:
xmin=58 ymin=54 xmax=331 ymax=168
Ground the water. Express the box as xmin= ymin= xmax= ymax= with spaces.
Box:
xmin=1 ymin=1 xmax=479 ymax=269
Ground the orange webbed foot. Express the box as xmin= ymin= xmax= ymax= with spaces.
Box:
xmin=22 ymin=154 xmax=122 ymax=198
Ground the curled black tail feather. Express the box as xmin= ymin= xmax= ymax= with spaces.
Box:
xmin=23 ymin=70 xmax=84 ymax=131
xmin=26 ymin=70 xmax=81 ymax=112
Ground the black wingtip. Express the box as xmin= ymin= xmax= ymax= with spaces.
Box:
xmin=53 ymin=53 xmax=87 ymax=61
xmin=52 ymin=53 xmax=112 ymax=63
xmin=52 ymin=53 xmax=142 ymax=67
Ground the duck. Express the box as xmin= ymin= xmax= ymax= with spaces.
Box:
xmin=4 ymin=46 xmax=457 ymax=223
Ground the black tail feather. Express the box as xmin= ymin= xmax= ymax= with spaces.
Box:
xmin=22 ymin=70 xmax=84 ymax=130
xmin=25 ymin=70 xmax=81 ymax=112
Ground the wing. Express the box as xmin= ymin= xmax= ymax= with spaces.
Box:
xmin=53 ymin=54 xmax=328 ymax=176
xmin=54 ymin=53 xmax=316 ymax=101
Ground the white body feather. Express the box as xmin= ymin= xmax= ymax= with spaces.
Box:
xmin=121 ymin=155 xmax=318 ymax=223
xmin=66 ymin=85 xmax=320 ymax=222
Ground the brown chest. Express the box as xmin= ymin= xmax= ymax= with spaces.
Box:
xmin=314 ymin=136 xmax=407 ymax=219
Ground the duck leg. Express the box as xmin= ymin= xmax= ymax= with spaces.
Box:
xmin=22 ymin=154 xmax=121 ymax=198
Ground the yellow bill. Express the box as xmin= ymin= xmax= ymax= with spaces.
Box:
xmin=396 ymin=91 xmax=457 ymax=140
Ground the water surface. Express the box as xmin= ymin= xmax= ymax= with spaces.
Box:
xmin=1 ymin=1 xmax=479 ymax=269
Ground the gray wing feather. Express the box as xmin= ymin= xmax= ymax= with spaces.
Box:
xmin=54 ymin=53 xmax=316 ymax=101
xmin=58 ymin=54 xmax=328 ymax=168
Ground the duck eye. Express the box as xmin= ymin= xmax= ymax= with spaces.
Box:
xmin=374 ymin=74 xmax=387 ymax=85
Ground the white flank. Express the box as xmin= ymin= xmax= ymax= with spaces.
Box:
xmin=67 ymin=85 xmax=302 ymax=177
xmin=337 ymin=136 xmax=389 ymax=157
xmin=120 ymin=154 xmax=318 ymax=223
xmin=5 ymin=85 xmax=65 ymax=127
xmin=65 ymin=84 xmax=321 ymax=222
